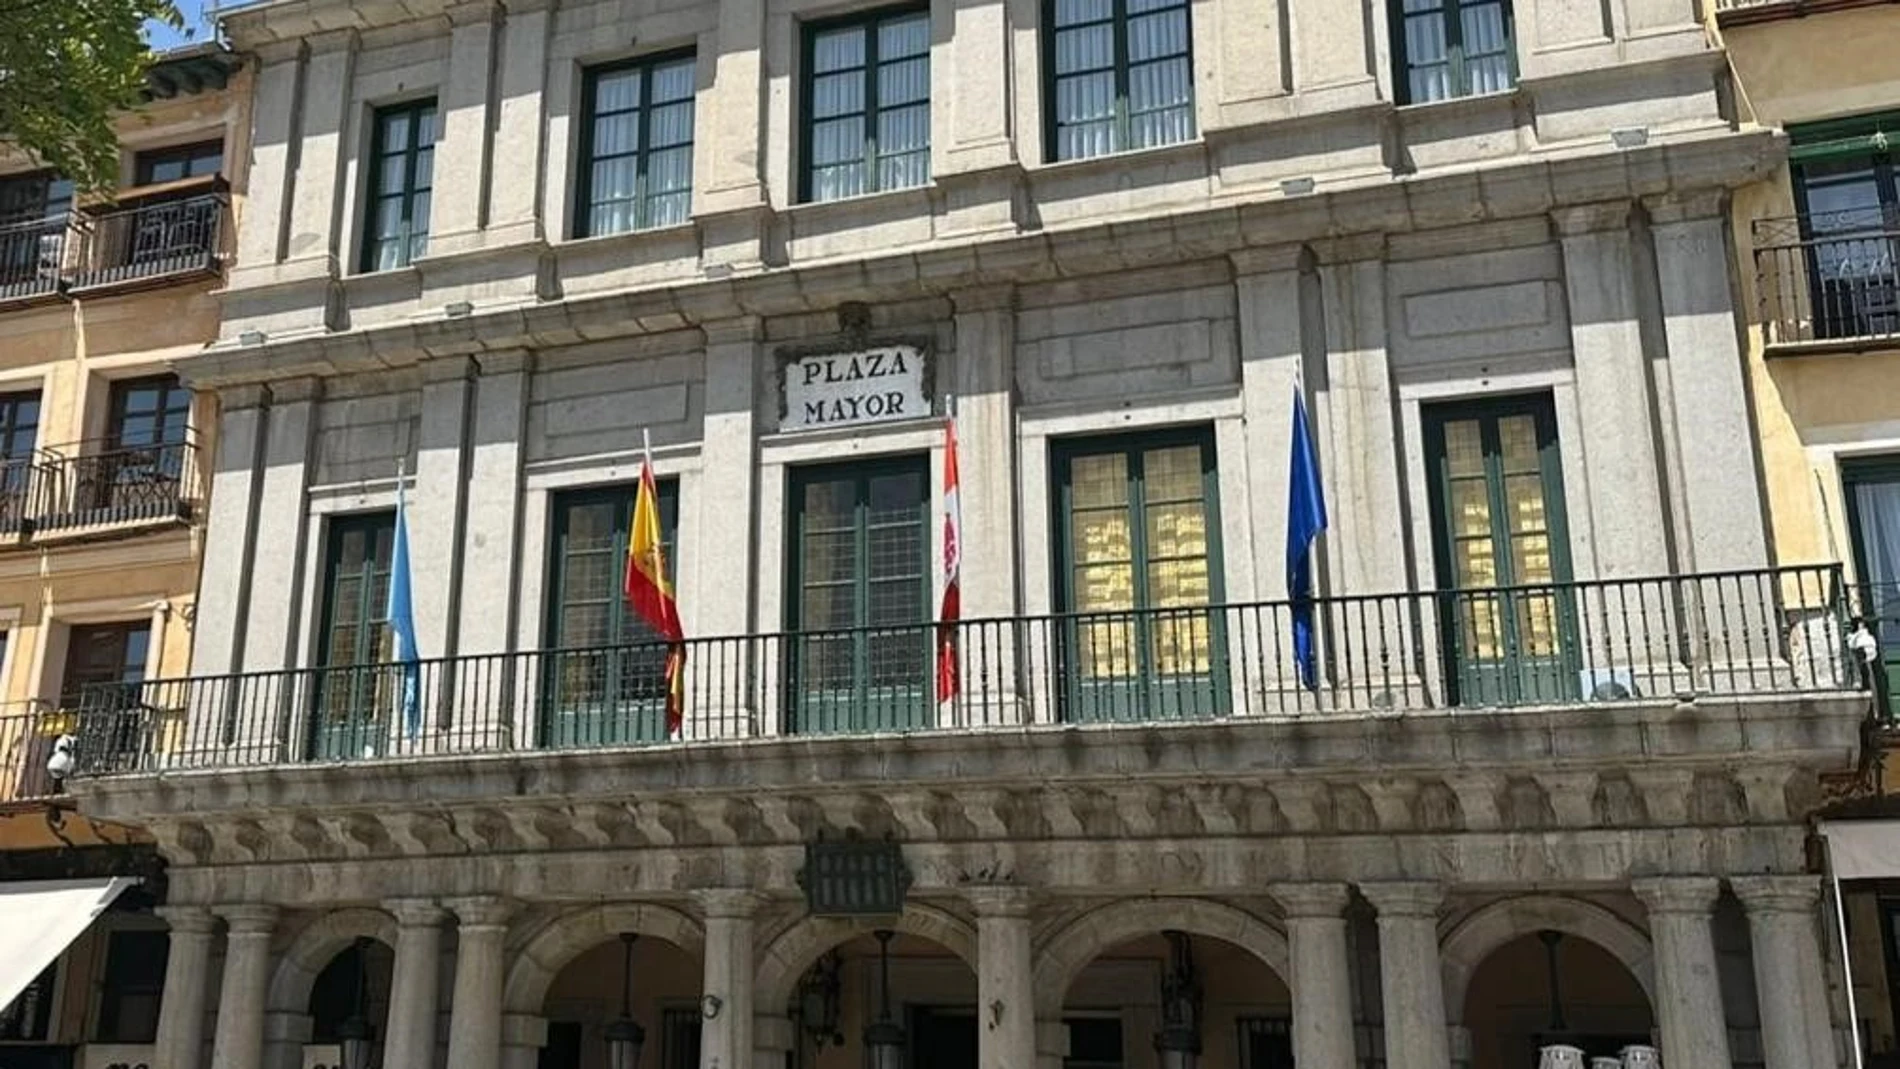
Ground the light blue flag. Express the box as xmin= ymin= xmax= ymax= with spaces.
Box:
xmin=387 ymin=472 xmax=421 ymax=737
xmin=1286 ymin=387 xmax=1329 ymax=691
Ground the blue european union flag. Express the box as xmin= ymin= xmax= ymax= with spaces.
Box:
xmin=387 ymin=474 xmax=421 ymax=737
xmin=1287 ymin=387 xmax=1329 ymax=691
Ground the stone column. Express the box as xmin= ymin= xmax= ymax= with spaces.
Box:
xmin=210 ymin=905 xmax=279 ymax=1069
xmin=967 ymin=887 xmax=1036 ymax=1069
xmin=1361 ymin=883 xmax=1451 ymax=1069
xmin=383 ymin=900 xmax=449 ymax=1069
xmin=1632 ymin=878 xmax=1733 ymax=1069
xmin=1732 ymin=877 xmax=1838 ymax=1069
xmin=153 ymin=906 xmax=218 ymax=1069
xmin=500 ymin=1013 xmax=549 ymax=1069
xmin=697 ymin=890 xmax=759 ymax=1069
xmin=445 ymin=897 xmax=517 ymax=1069
xmin=1273 ymin=882 xmax=1357 ymax=1069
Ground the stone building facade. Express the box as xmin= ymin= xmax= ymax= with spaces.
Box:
xmin=60 ymin=0 xmax=1877 ymax=1068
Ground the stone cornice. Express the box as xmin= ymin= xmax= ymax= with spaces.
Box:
xmin=189 ymin=129 xmax=1783 ymax=391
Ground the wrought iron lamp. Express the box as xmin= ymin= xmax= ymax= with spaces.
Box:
xmin=863 ymin=930 xmax=906 ymax=1069
xmin=337 ymin=937 xmax=376 ymax=1069
xmin=605 ymin=933 xmax=647 ymax=1069
xmin=1154 ymin=930 xmax=1203 ymax=1069
xmin=793 ymin=950 xmax=845 ymax=1049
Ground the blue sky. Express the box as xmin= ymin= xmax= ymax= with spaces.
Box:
xmin=145 ymin=0 xmax=217 ymax=51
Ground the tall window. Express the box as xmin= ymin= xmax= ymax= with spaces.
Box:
xmin=0 ymin=391 xmax=41 ymax=528
xmin=362 ymin=99 xmax=437 ymax=272
xmin=578 ymin=54 xmax=696 ymax=237
xmin=786 ymin=458 xmax=931 ymax=733
xmin=109 ymin=374 xmax=192 ymax=450
xmin=0 ymin=172 xmax=74 ymax=288
xmin=542 ymin=483 xmax=679 ymax=746
xmin=1789 ymin=112 xmax=1900 ymax=340
xmin=1052 ymin=429 xmax=1225 ymax=721
xmin=1844 ymin=457 xmax=1900 ymax=716
xmin=313 ymin=512 xmax=396 ymax=759
xmin=61 ymin=621 xmax=151 ymax=707
xmin=1045 ymin=0 xmax=1194 ymax=163
xmin=97 ymin=929 xmax=169 ymax=1043
xmin=134 ymin=141 xmax=224 ymax=185
xmin=802 ymin=7 xmax=931 ymax=202
xmin=1392 ymin=0 xmax=1515 ymax=104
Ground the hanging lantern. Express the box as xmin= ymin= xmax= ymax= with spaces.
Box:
xmin=1153 ymin=931 xmax=1202 ymax=1069
xmin=604 ymin=933 xmax=647 ymax=1069
xmin=862 ymin=930 xmax=906 ymax=1069
xmin=338 ymin=937 xmax=376 ymax=1069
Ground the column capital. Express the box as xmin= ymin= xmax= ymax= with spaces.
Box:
xmin=964 ymin=885 xmax=1035 ymax=917
xmin=1631 ymin=876 xmax=1721 ymax=916
xmin=1359 ymin=881 xmax=1445 ymax=918
xmin=951 ymin=285 xmax=1018 ymax=314
xmin=1552 ymin=201 xmax=1635 ymax=237
xmin=694 ymin=889 xmax=764 ymax=919
xmin=157 ymin=904 xmax=219 ymax=935
xmin=216 ymin=903 xmax=280 ymax=935
xmin=265 ymin=375 xmax=323 ymax=406
xmin=1642 ymin=189 xmax=1728 ymax=226
xmin=446 ymin=895 xmax=517 ymax=930
xmin=1271 ymin=881 xmax=1352 ymax=918
xmin=220 ymin=383 xmax=271 ymax=412
xmin=701 ymin=315 xmax=764 ymax=347
xmin=385 ymin=898 xmax=449 ymax=928
xmin=1230 ymin=243 xmax=1311 ymax=277
xmin=1731 ymin=875 xmax=1823 ymax=915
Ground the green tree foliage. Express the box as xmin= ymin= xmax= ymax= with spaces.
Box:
xmin=0 ymin=0 xmax=184 ymax=192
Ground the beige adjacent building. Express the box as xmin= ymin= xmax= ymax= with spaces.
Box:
xmin=43 ymin=2 xmax=1877 ymax=1069
xmin=0 ymin=43 xmax=247 ymax=1069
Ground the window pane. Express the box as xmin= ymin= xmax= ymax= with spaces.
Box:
xmin=879 ymin=55 xmax=930 ymax=107
xmin=1127 ymin=8 xmax=1188 ymax=62
xmin=1055 ymin=24 xmax=1114 ymax=76
xmin=594 ymin=111 xmax=641 ymax=158
xmin=596 ymin=68 xmax=642 ymax=113
xmin=813 ymin=26 xmax=867 ymax=73
xmin=651 ymin=58 xmax=695 ymax=102
xmin=812 ymin=115 xmax=868 ymax=167
xmin=1053 ymin=0 xmax=1112 ymax=27
xmin=880 ymin=14 xmax=930 ymax=58
xmin=648 ymin=100 xmax=695 ymax=149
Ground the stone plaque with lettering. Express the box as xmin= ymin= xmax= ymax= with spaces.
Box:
xmin=781 ymin=345 xmax=929 ymax=431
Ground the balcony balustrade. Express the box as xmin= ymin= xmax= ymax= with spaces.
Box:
xmin=0 ymin=701 xmax=66 ymax=803
xmin=0 ymin=435 xmax=200 ymax=542
xmin=0 ymin=184 xmax=229 ymax=305
xmin=58 ymin=566 xmax=1869 ymax=780
xmin=1754 ymin=208 xmax=1900 ymax=348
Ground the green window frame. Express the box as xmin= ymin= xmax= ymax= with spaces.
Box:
xmin=311 ymin=510 xmax=397 ymax=759
xmin=541 ymin=481 xmax=680 ymax=747
xmin=61 ymin=620 xmax=152 ymax=707
xmin=785 ymin=456 xmax=932 ymax=734
xmin=800 ymin=6 xmax=932 ymax=203
xmin=1390 ymin=0 xmax=1516 ymax=105
xmin=1786 ymin=112 xmax=1900 ymax=341
xmin=361 ymin=98 xmax=437 ymax=272
xmin=1421 ymin=393 xmax=1577 ymax=707
xmin=1043 ymin=0 xmax=1195 ymax=164
xmin=1050 ymin=426 xmax=1227 ymax=722
xmin=576 ymin=52 xmax=697 ymax=238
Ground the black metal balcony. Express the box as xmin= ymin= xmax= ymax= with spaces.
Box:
xmin=31 ymin=435 xmax=201 ymax=534
xmin=0 ymin=216 xmax=68 ymax=302
xmin=61 ymin=565 xmax=1868 ymax=779
xmin=1754 ymin=209 xmax=1900 ymax=348
xmin=0 ymin=701 xmax=67 ymax=802
xmin=67 ymin=188 xmax=228 ymax=292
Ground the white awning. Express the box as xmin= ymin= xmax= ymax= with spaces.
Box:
xmin=1820 ymin=819 xmax=1900 ymax=880
xmin=0 ymin=877 xmax=134 ymax=1013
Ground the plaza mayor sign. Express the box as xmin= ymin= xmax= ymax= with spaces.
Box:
xmin=781 ymin=345 xmax=930 ymax=432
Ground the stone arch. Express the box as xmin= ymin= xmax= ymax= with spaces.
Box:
xmin=503 ymin=903 xmax=707 ymax=1015
xmin=267 ymin=907 xmax=400 ymax=1015
xmin=754 ymin=903 xmax=978 ymax=1014
xmin=1031 ymin=898 xmax=1291 ymax=1018
xmin=1440 ymin=895 xmax=1656 ymax=1025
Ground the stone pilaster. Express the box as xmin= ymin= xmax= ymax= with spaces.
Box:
xmin=153 ymin=906 xmax=218 ymax=1069
xmin=383 ymin=899 xmax=449 ymax=1069
xmin=1361 ymin=883 xmax=1451 ymax=1069
xmin=1273 ymin=882 xmax=1357 ymax=1069
xmin=967 ymin=887 xmax=1036 ymax=1069
xmin=1632 ymin=877 xmax=1733 ymax=1069
xmin=1732 ymin=876 xmax=1838 ymax=1069
xmin=445 ymin=897 xmax=517 ymax=1069
xmin=696 ymin=890 xmax=760 ymax=1069
xmin=210 ymin=905 xmax=279 ymax=1069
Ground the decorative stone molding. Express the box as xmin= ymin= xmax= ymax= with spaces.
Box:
xmin=503 ymin=901 xmax=706 ymax=1014
xmin=155 ymin=905 xmax=218 ymax=935
xmin=448 ymin=895 xmax=518 ymax=930
xmin=1551 ymin=201 xmax=1635 ymax=237
xmin=1030 ymin=897 xmax=1289 ymax=1017
xmin=964 ymin=885 xmax=1035 ymax=918
xmin=694 ymin=889 xmax=763 ymax=920
xmin=1730 ymin=875 xmax=1823 ymax=915
xmin=753 ymin=903 xmax=978 ymax=1013
xmin=217 ymin=903 xmax=281 ymax=935
xmin=386 ymin=898 xmax=448 ymax=928
xmin=1631 ymin=877 xmax=1721 ymax=916
xmin=1360 ymin=882 xmax=1446 ymax=918
xmin=266 ymin=907 xmax=399 ymax=1013
xmin=1439 ymin=895 xmax=1656 ymax=1024
xmin=1271 ymin=882 xmax=1352 ymax=918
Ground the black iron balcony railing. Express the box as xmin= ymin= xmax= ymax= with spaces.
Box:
xmin=0 ymin=184 xmax=230 ymax=305
xmin=1754 ymin=208 xmax=1900 ymax=347
xmin=0 ymin=700 xmax=66 ymax=802
xmin=31 ymin=434 xmax=201 ymax=533
xmin=60 ymin=566 xmax=1869 ymax=779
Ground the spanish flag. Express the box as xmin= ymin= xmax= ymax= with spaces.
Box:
xmin=625 ymin=456 xmax=685 ymax=736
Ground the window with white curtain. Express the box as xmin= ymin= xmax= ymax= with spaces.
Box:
xmin=1392 ymin=0 xmax=1515 ymax=105
xmin=801 ymin=7 xmax=932 ymax=203
xmin=362 ymin=99 xmax=436 ymax=272
xmin=1045 ymin=0 xmax=1195 ymax=163
xmin=577 ymin=53 xmax=697 ymax=237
